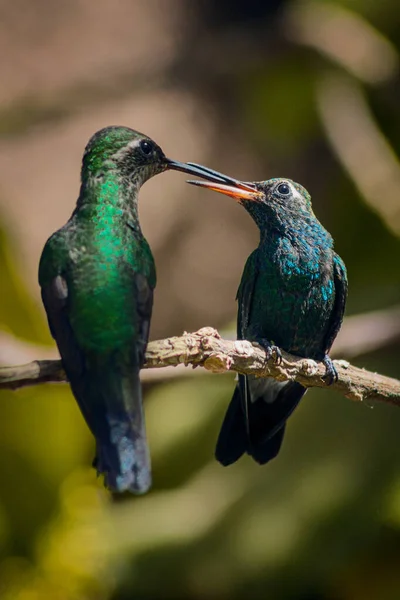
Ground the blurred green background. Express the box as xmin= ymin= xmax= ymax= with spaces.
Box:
xmin=0 ymin=1 xmax=400 ymax=598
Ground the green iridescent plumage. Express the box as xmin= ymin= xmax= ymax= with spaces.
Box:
xmin=186 ymin=170 xmax=348 ymax=466
xmin=39 ymin=126 xmax=215 ymax=493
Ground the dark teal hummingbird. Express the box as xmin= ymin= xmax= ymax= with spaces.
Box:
xmin=38 ymin=126 xmax=217 ymax=493
xmin=186 ymin=168 xmax=348 ymax=466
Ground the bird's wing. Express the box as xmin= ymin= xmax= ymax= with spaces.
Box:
xmin=235 ymin=250 xmax=259 ymax=434
xmin=39 ymin=235 xmax=95 ymax=445
xmin=129 ymin=231 xmax=156 ymax=366
xmin=41 ymin=274 xmax=86 ymax=376
xmin=40 ymin=261 xmax=100 ymax=452
xmin=132 ymin=272 xmax=154 ymax=366
xmin=39 ymin=233 xmax=86 ymax=380
xmin=323 ymin=253 xmax=348 ymax=353
xmin=125 ymin=224 xmax=156 ymax=366
xmin=236 ymin=249 xmax=259 ymax=340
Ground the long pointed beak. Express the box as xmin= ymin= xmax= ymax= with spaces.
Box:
xmin=186 ymin=179 xmax=263 ymax=201
xmin=166 ymin=159 xmax=262 ymax=201
xmin=166 ymin=159 xmax=229 ymax=184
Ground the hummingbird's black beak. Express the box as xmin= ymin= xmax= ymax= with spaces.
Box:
xmin=165 ymin=159 xmax=229 ymax=183
xmin=165 ymin=159 xmax=262 ymax=200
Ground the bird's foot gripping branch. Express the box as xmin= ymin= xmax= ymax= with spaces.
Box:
xmin=1 ymin=327 xmax=399 ymax=407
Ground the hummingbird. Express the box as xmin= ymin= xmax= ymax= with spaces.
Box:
xmin=38 ymin=126 xmax=220 ymax=493
xmin=186 ymin=166 xmax=348 ymax=466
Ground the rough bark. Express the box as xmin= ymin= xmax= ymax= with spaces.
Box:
xmin=1 ymin=327 xmax=399 ymax=407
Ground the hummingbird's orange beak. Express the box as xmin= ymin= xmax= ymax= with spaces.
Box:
xmin=186 ymin=179 xmax=263 ymax=201
xmin=180 ymin=162 xmax=263 ymax=202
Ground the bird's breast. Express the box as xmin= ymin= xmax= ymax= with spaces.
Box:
xmin=246 ymin=239 xmax=335 ymax=357
xmin=66 ymin=225 xmax=147 ymax=351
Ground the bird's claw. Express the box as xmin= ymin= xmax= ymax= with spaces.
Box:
xmin=322 ymin=355 xmax=338 ymax=385
xmin=257 ymin=338 xmax=283 ymax=365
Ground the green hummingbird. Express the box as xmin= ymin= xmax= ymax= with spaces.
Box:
xmin=38 ymin=126 xmax=218 ymax=494
xmin=185 ymin=166 xmax=348 ymax=466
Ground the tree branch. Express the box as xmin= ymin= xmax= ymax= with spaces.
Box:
xmin=0 ymin=327 xmax=399 ymax=407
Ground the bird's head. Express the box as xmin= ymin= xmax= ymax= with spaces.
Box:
xmin=81 ymin=126 xmax=230 ymax=187
xmin=185 ymin=166 xmax=315 ymax=230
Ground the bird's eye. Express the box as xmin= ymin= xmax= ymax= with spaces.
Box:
xmin=276 ymin=182 xmax=291 ymax=197
xmin=139 ymin=140 xmax=153 ymax=155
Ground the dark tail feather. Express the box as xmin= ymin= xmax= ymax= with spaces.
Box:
xmin=246 ymin=379 xmax=305 ymax=464
xmin=215 ymin=377 xmax=306 ymax=466
xmin=215 ymin=386 xmax=247 ymax=466
xmin=69 ymin=366 xmax=151 ymax=494
xmin=250 ymin=423 xmax=286 ymax=464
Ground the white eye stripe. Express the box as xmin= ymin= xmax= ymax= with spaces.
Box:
xmin=111 ymin=139 xmax=154 ymax=161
